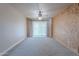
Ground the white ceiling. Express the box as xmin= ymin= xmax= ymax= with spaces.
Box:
xmin=9 ymin=3 xmax=73 ymax=18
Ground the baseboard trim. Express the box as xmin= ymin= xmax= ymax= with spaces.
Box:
xmin=0 ymin=38 xmax=26 ymax=56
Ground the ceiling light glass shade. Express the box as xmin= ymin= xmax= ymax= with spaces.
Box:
xmin=38 ymin=16 xmax=42 ymax=20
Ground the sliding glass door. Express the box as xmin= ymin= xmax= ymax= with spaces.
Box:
xmin=32 ymin=21 xmax=48 ymax=37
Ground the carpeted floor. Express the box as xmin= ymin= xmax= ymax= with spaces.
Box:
xmin=4 ymin=37 xmax=77 ymax=56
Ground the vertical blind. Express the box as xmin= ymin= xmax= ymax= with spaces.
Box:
xmin=32 ymin=21 xmax=47 ymax=37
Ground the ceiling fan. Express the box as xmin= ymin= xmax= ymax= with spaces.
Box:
xmin=37 ymin=3 xmax=44 ymax=20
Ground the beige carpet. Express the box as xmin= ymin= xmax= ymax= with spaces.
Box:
xmin=4 ymin=37 xmax=77 ymax=56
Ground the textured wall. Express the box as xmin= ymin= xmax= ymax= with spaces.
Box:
xmin=53 ymin=4 xmax=79 ymax=54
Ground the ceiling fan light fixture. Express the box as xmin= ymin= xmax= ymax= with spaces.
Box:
xmin=38 ymin=10 xmax=42 ymax=20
